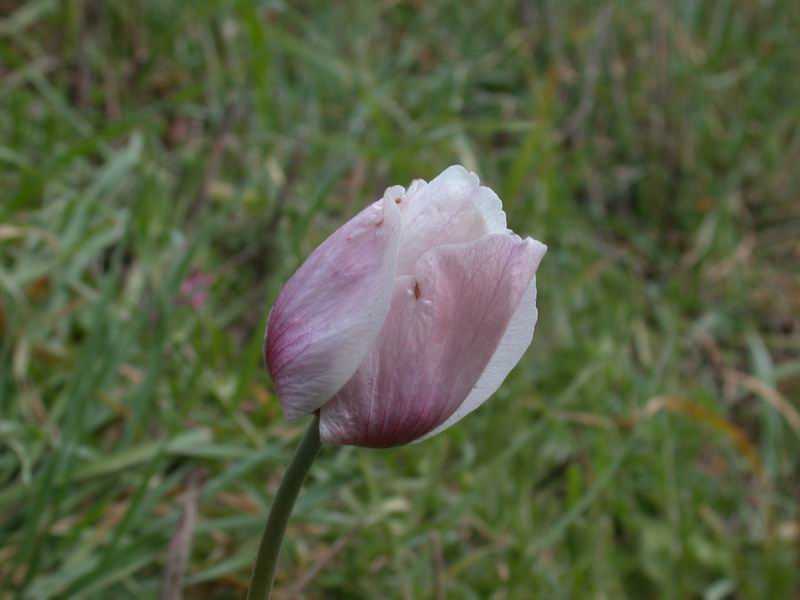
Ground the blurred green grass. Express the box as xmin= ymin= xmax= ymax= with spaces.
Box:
xmin=1 ymin=0 xmax=799 ymax=598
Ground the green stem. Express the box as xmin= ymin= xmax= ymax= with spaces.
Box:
xmin=245 ymin=415 xmax=322 ymax=600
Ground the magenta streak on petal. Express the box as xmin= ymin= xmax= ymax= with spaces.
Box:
xmin=417 ymin=240 xmax=546 ymax=441
xmin=319 ymin=233 xmax=541 ymax=447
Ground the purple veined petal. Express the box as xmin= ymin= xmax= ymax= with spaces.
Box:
xmin=418 ymin=239 xmax=546 ymax=441
xmin=265 ymin=196 xmax=402 ymax=420
xmin=394 ymin=165 xmax=509 ymax=275
xmin=319 ymin=233 xmax=543 ymax=447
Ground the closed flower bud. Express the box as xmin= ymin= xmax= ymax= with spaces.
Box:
xmin=265 ymin=166 xmax=546 ymax=447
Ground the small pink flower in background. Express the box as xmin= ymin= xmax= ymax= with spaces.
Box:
xmin=265 ymin=166 xmax=546 ymax=447
xmin=180 ymin=271 xmax=214 ymax=311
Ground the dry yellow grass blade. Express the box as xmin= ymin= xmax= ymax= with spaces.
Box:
xmin=544 ymin=394 xmax=763 ymax=476
xmin=636 ymin=395 xmax=763 ymax=476
xmin=724 ymin=369 xmax=800 ymax=436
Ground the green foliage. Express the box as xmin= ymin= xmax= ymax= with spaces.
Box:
xmin=1 ymin=0 xmax=798 ymax=598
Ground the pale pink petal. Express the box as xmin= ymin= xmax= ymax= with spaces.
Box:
xmin=319 ymin=233 xmax=541 ymax=447
xmin=394 ymin=165 xmax=509 ymax=275
xmin=382 ymin=185 xmax=405 ymax=205
xmin=471 ymin=185 xmax=508 ymax=233
xmin=405 ymin=178 xmax=427 ymax=199
xmin=418 ymin=239 xmax=546 ymax=440
xmin=265 ymin=197 xmax=402 ymax=420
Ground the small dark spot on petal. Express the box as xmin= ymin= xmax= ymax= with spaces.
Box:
xmin=414 ymin=282 xmax=421 ymax=299
xmin=395 ymin=197 xmax=402 ymax=204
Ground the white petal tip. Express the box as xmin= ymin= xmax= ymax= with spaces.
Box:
xmin=526 ymin=238 xmax=547 ymax=269
xmin=383 ymin=185 xmax=405 ymax=204
xmin=439 ymin=164 xmax=480 ymax=187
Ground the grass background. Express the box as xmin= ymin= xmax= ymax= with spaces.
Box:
xmin=1 ymin=0 xmax=799 ymax=598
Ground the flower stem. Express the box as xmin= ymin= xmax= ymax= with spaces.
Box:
xmin=245 ymin=415 xmax=322 ymax=600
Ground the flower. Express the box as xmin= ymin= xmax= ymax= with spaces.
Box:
xmin=265 ymin=165 xmax=546 ymax=447
xmin=180 ymin=271 xmax=214 ymax=311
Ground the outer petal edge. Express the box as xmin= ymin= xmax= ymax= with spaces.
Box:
xmin=265 ymin=196 xmax=402 ymax=420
